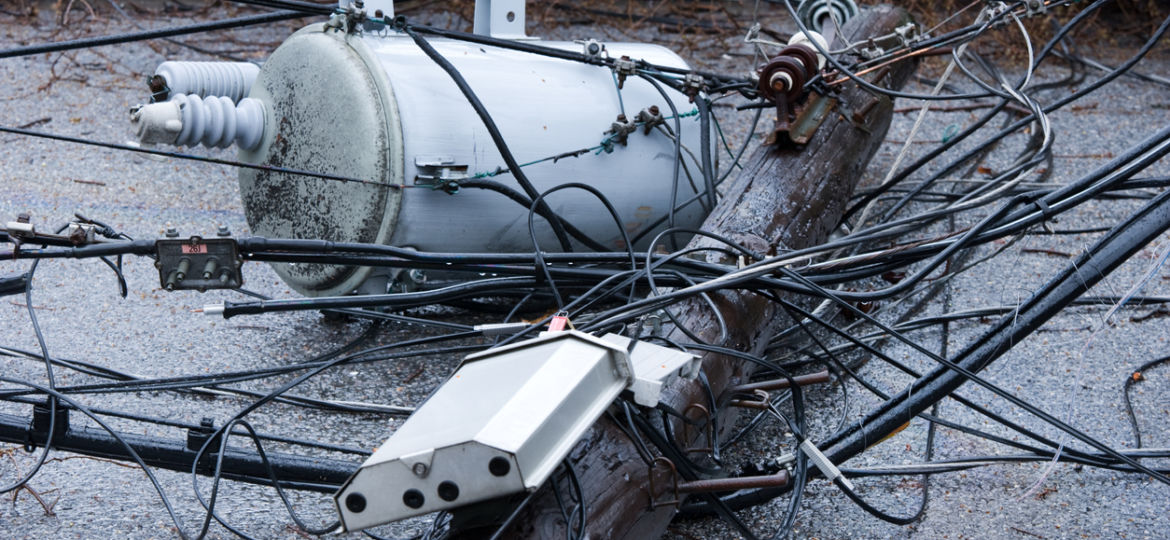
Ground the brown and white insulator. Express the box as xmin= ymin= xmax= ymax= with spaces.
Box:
xmin=757 ymin=44 xmax=820 ymax=136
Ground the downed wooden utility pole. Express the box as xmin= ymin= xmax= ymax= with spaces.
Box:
xmin=467 ymin=6 xmax=918 ymax=539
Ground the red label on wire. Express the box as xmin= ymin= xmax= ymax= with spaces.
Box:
xmin=548 ymin=315 xmax=568 ymax=332
xmin=181 ymin=244 xmax=208 ymax=254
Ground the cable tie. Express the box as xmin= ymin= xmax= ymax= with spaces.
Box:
xmin=941 ymin=123 xmax=960 ymax=143
xmin=1034 ymin=198 xmax=1054 ymax=220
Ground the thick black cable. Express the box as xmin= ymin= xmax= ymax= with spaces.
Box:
xmin=818 ymin=188 xmax=1170 ymax=485
xmin=458 ymin=179 xmax=609 ymax=251
xmin=227 ymin=0 xmax=332 ymax=15
xmin=839 ymin=0 xmax=1112 ymax=224
xmin=525 ymin=183 xmax=638 ymax=309
xmin=851 ymin=5 xmax=1168 ymax=226
xmin=400 ymin=23 xmax=574 ymax=252
xmin=1123 ymin=355 xmax=1170 ymax=449
xmin=0 ymin=125 xmax=392 ymax=188
xmin=0 ymin=376 xmax=190 ymax=539
xmin=0 ymin=10 xmax=311 ymax=59
xmin=0 ymin=261 xmax=57 ymax=496
xmin=637 ymin=73 xmax=688 ymax=248
xmin=695 ymin=97 xmax=719 ymax=211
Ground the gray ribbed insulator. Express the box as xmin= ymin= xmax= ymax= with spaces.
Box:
xmin=168 ymin=94 xmax=265 ymax=150
xmin=796 ymin=0 xmax=859 ymax=33
xmin=155 ymin=61 xmax=260 ymax=103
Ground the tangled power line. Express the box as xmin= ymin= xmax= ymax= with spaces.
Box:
xmin=2 ymin=0 xmax=1170 ymax=538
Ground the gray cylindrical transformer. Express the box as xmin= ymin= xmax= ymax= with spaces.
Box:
xmin=238 ymin=24 xmax=711 ymax=297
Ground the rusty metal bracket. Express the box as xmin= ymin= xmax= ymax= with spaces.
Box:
xmin=727 ymin=389 xmax=771 ymax=410
xmin=613 ymin=55 xmax=637 ymax=89
xmin=681 ymin=403 xmax=714 ymax=455
xmin=840 ymin=92 xmax=891 ymax=134
xmin=645 ymin=456 xmax=681 ymax=509
xmin=764 ymin=91 xmax=839 ymax=146
xmin=788 ymin=92 xmax=838 ymax=145
xmin=4 ymin=213 xmax=110 ymax=255
xmin=645 ymin=454 xmax=791 ymax=505
xmin=725 ymin=370 xmax=832 ymax=396
xmin=677 ymin=470 xmax=791 ymax=494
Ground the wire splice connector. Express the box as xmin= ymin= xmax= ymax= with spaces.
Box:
xmin=800 ymin=439 xmax=853 ymax=491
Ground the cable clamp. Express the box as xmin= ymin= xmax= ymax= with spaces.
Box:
xmin=575 ymin=38 xmax=606 ymax=60
xmin=604 ymin=114 xmax=637 ymax=150
xmin=634 ymin=106 xmax=665 ymax=135
xmin=187 ymin=417 xmax=223 ymax=475
xmin=5 ymin=213 xmax=34 ymax=238
xmin=683 ymin=73 xmax=705 ymax=103
xmin=982 ymin=2 xmax=1012 ymax=28
xmin=799 ymin=439 xmax=853 ymax=490
xmin=1023 ymin=0 xmax=1046 ymax=17
xmin=31 ymin=400 xmax=69 ymax=444
xmin=613 ymin=55 xmax=637 ymax=89
xmin=893 ymin=22 xmax=918 ymax=48
xmin=728 ymin=389 xmax=771 ymax=410
xmin=1033 ymin=198 xmax=1056 ymax=221
xmin=414 ymin=156 xmax=469 ymax=188
xmin=774 ymin=452 xmax=796 ymax=467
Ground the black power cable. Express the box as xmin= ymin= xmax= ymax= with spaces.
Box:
xmin=0 ymin=10 xmax=313 ymax=59
xmin=820 ymin=187 xmax=1170 ymax=485
xmin=399 ymin=23 xmax=574 ymax=253
xmin=1123 ymin=355 xmax=1170 ymax=449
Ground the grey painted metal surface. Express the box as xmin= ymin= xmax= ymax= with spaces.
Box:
xmin=237 ymin=23 xmax=405 ymax=297
xmin=335 ymin=330 xmax=632 ymax=530
xmin=235 ymin=24 xmax=709 ymax=297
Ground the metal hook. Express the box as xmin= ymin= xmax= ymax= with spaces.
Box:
xmin=645 ymin=456 xmax=681 ymax=509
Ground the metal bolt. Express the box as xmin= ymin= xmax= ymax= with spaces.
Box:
xmin=345 ymin=493 xmax=367 ymax=513
xmin=216 ymin=225 xmax=231 ymax=237
xmin=165 ymin=227 xmax=179 ymax=238
xmin=402 ymin=489 xmax=424 ymax=509
xmin=412 ymin=462 xmax=428 ymax=477
xmin=437 ymin=481 xmax=460 ymax=502
xmin=148 ymin=74 xmax=169 ymax=101
xmin=148 ymin=75 xmax=166 ymax=93
xmin=17 ymin=213 xmax=30 ymax=224
xmin=489 ymin=456 xmax=511 ymax=477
